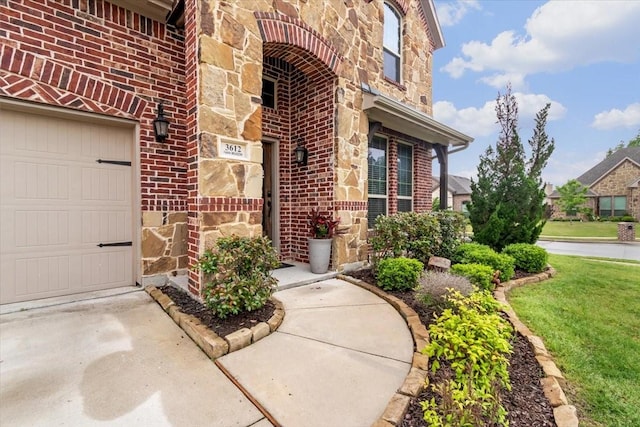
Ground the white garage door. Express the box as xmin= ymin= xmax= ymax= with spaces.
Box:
xmin=0 ymin=105 xmax=135 ymax=304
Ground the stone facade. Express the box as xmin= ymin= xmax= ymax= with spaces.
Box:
xmin=550 ymin=159 xmax=640 ymax=220
xmin=1 ymin=0 xmax=466 ymax=298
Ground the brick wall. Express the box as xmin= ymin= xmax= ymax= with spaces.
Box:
xmin=262 ymin=57 xmax=336 ymax=263
xmin=1 ymin=0 xmax=188 ymax=282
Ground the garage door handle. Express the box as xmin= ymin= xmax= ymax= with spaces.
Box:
xmin=96 ymin=159 xmax=132 ymax=166
xmin=97 ymin=241 xmax=132 ymax=247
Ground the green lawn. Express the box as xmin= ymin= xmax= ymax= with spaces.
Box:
xmin=540 ymin=221 xmax=621 ymax=238
xmin=508 ymin=254 xmax=640 ymax=427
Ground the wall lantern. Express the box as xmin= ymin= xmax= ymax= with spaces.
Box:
xmin=153 ymin=102 xmax=170 ymax=142
xmin=294 ymin=137 xmax=308 ymax=166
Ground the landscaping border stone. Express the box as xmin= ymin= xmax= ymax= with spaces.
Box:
xmin=145 ymin=285 xmax=285 ymax=360
xmin=340 ymin=266 xmax=579 ymax=427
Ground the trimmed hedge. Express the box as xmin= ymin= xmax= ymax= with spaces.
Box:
xmin=453 ymin=243 xmax=515 ymax=283
xmin=376 ymin=257 xmax=424 ymax=292
xmin=451 ymin=263 xmax=495 ymax=291
xmin=502 ymin=243 xmax=548 ymax=273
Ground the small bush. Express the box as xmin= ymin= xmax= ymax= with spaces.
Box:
xmin=451 ymin=263 xmax=495 ymax=291
xmin=502 ymin=243 xmax=548 ymax=273
xmin=376 ymin=257 xmax=424 ymax=291
xmin=453 ymin=243 xmax=515 ymax=282
xmin=193 ymin=235 xmax=280 ymax=319
xmin=414 ymin=271 xmax=473 ymax=309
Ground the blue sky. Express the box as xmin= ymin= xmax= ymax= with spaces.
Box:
xmin=431 ymin=0 xmax=640 ymax=187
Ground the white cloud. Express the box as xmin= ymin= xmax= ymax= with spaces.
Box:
xmin=434 ymin=92 xmax=566 ymax=138
xmin=442 ymin=1 xmax=640 ymax=84
xmin=591 ymin=103 xmax=640 ymax=130
xmin=543 ymin=151 xmax=606 ymax=186
xmin=435 ymin=0 xmax=480 ymax=27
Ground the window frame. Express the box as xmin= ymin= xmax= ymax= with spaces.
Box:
xmin=598 ymin=195 xmax=627 ymax=217
xmin=396 ymin=141 xmax=413 ymax=212
xmin=261 ymin=76 xmax=277 ymax=110
xmin=368 ymin=135 xmax=389 ymax=227
xmin=383 ymin=2 xmax=402 ymax=83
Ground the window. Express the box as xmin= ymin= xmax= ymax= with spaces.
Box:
xmin=262 ymin=77 xmax=276 ymax=109
xmin=397 ymin=143 xmax=413 ymax=212
xmin=383 ymin=3 xmax=401 ymax=82
xmin=599 ymin=196 xmax=627 ymax=217
xmin=368 ymin=135 xmax=388 ymax=226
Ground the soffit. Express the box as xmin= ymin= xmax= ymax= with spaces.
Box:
xmin=362 ymin=89 xmax=473 ymax=147
xmin=109 ymin=0 xmax=173 ymax=22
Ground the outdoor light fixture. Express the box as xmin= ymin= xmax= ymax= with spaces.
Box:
xmin=294 ymin=137 xmax=308 ymax=166
xmin=153 ymin=102 xmax=170 ymax=142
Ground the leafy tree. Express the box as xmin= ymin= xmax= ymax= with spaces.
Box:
xmin=468 ymin=85 xmax=555 ymax=251
xmin=555 ymin=179 xmax=588 ymax=220
xmin=606 ymin=130 xmax=640 ymax=156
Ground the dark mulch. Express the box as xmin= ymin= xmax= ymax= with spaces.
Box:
xmin=346 ymin=268 xmax=556 ymax=427
xmin=158 ymin=285 xmax=276 ymax=338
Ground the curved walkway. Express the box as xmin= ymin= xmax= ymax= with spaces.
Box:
xmin=0 ymin=279 xmax=413 ymax=427
xmin=218 ymin=278 xmax=414 ymax=427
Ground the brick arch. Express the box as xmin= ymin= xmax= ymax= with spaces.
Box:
xmin=0 ymin=44 xmax=148 ymax=119
xmin=254 ymin=12 xmax=342 ymax=78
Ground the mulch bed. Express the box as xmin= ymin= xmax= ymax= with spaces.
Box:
xmin=347 ymin=269 xmax=557 ymax=427
xmin=158 ymin=285 xmax=275 ymax=338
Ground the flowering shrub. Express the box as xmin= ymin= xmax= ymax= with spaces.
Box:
xmin=308 ymin=207 xmax=343 ymax=239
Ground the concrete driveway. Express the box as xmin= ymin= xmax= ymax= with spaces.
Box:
xmin=0 ymin=289 xmax=270 ymax=427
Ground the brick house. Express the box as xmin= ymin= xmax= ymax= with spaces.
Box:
xmin=0 ymin=0 xmax=472 ymax=304
xmin=548 ymin=147 xmax=640 ymax=220
xmin=432 ymin=174 xmax=472 ymax=213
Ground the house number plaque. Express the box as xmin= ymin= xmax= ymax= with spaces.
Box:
xmin=219 ymin=138 xmax=248 ymax=160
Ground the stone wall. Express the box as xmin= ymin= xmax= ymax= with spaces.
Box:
xmin=591 ymin=160 xmax=640 ymax=219
xmin=189 ymin=0 xmax=440 ymax=284
xmin=141 ymin=211 xmax=189 ymax=286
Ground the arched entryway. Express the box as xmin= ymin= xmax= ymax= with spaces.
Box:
xmin=255 ymin=13 xmax=341 ymax=264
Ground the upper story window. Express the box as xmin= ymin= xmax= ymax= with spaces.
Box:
xmin=262 ymin=77 xmax=276 ymax=109
xmin=383 ymin=2 xmax=402 ymax=82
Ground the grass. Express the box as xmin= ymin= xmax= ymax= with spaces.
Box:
xmin=540 ymin=221 xmax=621 ymax=238
xmin=508 ymin=254 xmax=640 ymax=427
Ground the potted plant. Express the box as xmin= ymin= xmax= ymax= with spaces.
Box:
xmin=307 ymin=208 xmax=343 ymax=273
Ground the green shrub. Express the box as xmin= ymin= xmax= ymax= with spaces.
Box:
xmin=414 ymin=271 xmax=473 ymax=310
xmin=376 ymin=257 xmax=424 ymax=291
xmin=193 ymin=235 xmax=280 ymax=319
xmin=422 ymin=290 xmax=513 ymax=426
xmin=370 ymin=211 xmax=467 ymax=270
xmin=502 ymin=243 xmax=548 ymax=273
xmin=453 ymin=243 xmax=515 ymax=282
xmin=451 ymin=263 xmax=495 ymax=291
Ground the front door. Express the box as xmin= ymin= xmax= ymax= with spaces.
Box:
xmin=262 ymin=140 xmax=278 ymax=250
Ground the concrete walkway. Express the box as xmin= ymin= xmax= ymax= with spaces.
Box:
xmin=0 ymin=278 xmax=413 ymax=427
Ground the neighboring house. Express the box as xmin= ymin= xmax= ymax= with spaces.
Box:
xmin=0 ymin=0 xmax=472 ymax=304
xmin=548 ymin=147 xmax=640 ymax=220
xmin=432 ymin=175 xmax=472 ymax=213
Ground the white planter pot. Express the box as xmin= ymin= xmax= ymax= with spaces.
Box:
xmin=308 ymin=238 xmax=332 ymax=274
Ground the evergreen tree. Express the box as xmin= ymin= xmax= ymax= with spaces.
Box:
xmin=468 ymin=86 xmax=555 ymax=251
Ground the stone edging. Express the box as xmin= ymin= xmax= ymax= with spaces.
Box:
xmin=494 ymin=268 xmax=579 ymax=427
xmin=339 ymin=270 xmax=580 ymax=427
xmin=145 ymin=285 xmax=285 ymax=359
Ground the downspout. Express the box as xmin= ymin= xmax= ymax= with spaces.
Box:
xmin=432 ymin=141 xmax=470 ymax=210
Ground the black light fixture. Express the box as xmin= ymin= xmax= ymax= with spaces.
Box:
xmin=294 ymin=137 xmax=308 ymax=166
xmin=153 ymin=102 xmax=170 ymax=142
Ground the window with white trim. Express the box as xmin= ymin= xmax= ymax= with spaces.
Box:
xmin=368 ymin=135 xmax=388 ymax=226
xmin=383 ymin=2 xmax=401 ymax=82
xmin=397 ymin=142 xmax=413 ymax=212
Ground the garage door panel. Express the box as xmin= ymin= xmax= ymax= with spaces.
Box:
xmin=1 ymin=107 xmax=135 ymax=304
